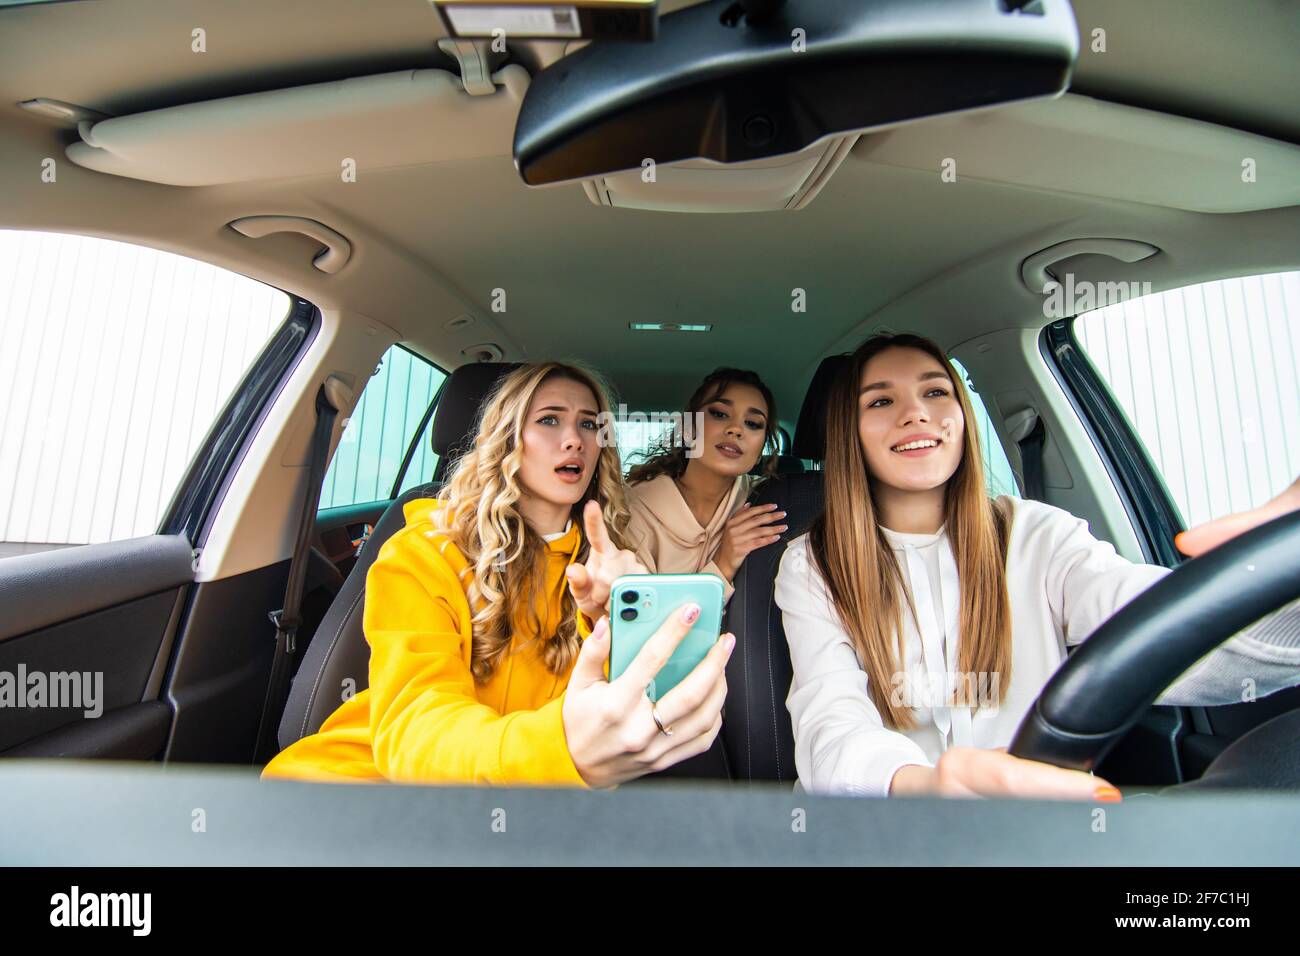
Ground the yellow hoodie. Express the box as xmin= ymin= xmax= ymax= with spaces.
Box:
xmin=261 ymin=498 xmax=591 ymax=787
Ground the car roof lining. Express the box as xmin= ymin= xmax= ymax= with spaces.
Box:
xmin=1 ymin=0 xmax=1298 ymax=417
xmin=2 ymin=0 xmax=1295 ymax=143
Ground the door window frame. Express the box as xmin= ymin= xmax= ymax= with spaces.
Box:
xmin=1041 ymin=320 xmax=1185 ymax=568
xmin=161 ymin=297 xmax=320 ymax=548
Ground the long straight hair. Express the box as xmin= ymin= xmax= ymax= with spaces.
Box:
xmin=807 ymin=334 xmax=1013 ymax=729
xmin=435 ymin=362 xmax=631 ymax=682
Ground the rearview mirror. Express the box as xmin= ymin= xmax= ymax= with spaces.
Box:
xmin=514 ymin=0 xmax=1079 ymax=186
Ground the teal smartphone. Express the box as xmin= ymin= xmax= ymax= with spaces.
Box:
xmin=608 ymin=573 xmax=724 ymax=702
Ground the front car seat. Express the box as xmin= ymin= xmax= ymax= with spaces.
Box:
xmin=720 ymin=355 xmax=846 ymax=783
xmin=276 ymin=362 xmax=519 ymax=751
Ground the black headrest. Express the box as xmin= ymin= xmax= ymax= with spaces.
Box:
xmin=431 ymin=362 xmax=523 ymax=457
xmin=792 ymin=354 xmax=849 ymax=460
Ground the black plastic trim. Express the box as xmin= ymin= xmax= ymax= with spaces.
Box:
xmin=0 ymin=535 xmax=195 ymax=643
xmin=1 ymin=701 xmax=171 ymax=761
xmin=514 ymin=0 xmax=1078 ymax=185
xmin=317 ymin=501 xmax=390 ymax=530
xmin=1041 ymin=321 xmax=1185 ymax=567
xmin=160 ymin=298 xmax=320 ymax=547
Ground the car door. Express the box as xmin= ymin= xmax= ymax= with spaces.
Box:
xmin=0 ymin=229 xmax=312 ymax=761
xmin=1050 ymin=268 xmax=1300 ymax=782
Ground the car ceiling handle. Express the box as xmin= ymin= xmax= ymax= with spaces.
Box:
xmin=228 ymin=216 xmax=352 ymax=274
xmin=1020 ymin=238 xmax=1159 ymax=294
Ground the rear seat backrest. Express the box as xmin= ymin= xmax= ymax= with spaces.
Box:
xmin=720 ymin=472 xmax=823 ymax=783
xmin=719 ymin=355 xmax=846 ymax=783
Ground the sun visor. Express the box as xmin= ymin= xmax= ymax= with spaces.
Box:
xmin=65 ymin=66 xmax=530 ymax=186
xmin=850 ymin=93 xmax=1300 ymax=214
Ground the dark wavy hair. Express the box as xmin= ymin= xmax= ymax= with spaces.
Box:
xmin=626 ymin=367 xmax=780 ymax=484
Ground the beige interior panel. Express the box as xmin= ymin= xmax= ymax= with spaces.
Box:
xmin=951 ymin=328 xmax=1145 ymax=563
xmin=852 ymin=94 xmax=1300 ymax=213
xmin=585 ymin=135 xmax=859 ymax=213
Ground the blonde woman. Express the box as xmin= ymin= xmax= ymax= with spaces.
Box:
xmin=775 ymin=332 xmax=1300 ymax=798
xmin=625 ymin=368 xmax=786 ymax=602
xmin=263 ymin=363 xmax=734 ymax=788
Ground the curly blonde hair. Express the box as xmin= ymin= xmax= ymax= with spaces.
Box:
xmin=433 ymin=363 xmax=632 ymax=682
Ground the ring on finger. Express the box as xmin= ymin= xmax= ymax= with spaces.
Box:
xmin=651 ymin=703 xmax=674 ymax=737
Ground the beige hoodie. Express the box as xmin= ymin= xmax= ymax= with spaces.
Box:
xmin=624 ymin=473 xmax=756 ymax=603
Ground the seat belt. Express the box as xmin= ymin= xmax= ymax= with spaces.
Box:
xmin=253 ymin=380 xmax=343 ymax=764
xmin=1006 ymin=408 xmax=1047 ymax=502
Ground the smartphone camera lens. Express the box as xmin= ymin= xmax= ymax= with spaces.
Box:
xmin=621 ymin=590 xmax=639 ymax=605
xmin=620 ymin=607 xmax=638 ymax=622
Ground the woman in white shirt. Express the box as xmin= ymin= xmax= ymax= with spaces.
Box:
xmin=774 ymin=332 xmax=1300 ymax=800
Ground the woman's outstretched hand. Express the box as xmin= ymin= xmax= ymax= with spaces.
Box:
xmin=565 ymin=499 xmax=646 ymax=621
xmin=714 ymin=502 xmax=788 ymax=583
xmin=1175 ymin=476 xmax=1300 ymax=558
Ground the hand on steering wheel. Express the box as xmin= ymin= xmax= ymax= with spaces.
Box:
xmin=1008 ymin=477 xmax=1300 ymax=782
xmin=1175 ymin=475 xmax=1300 ymax=557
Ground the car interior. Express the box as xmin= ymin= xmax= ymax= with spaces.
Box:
xmin=1 ymin=0 xmax=1299 ymax=826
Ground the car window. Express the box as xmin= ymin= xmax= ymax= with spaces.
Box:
xmin=1074 ymin=271 xmax=1300 ymax=528
xmin=320 ymin=344 xmax=447 ymax=508
xmin=616 ymin=413 xmax=679 ymax=474
xmin=0 ymin=230 xmax=290 ymax=558
xmin=389 ymin=354 xmax=451 ymax=499
xmin=950 ymin=357 xmax=1020 ymax=498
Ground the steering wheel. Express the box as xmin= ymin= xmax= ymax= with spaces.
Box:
xmin=1009 ymin=508 xmax=1300 ymax=787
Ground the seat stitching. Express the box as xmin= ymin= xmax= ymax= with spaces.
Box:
xmin=300 ymin=588 xmax=365 ymax=739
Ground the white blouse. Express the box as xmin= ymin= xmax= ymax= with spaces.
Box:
xmin=774 ymin=496 xmax=1300 ymax=797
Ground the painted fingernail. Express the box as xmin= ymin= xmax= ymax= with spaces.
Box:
xmin=725 ymin=634 xmax=736 ymax=654
xmin=682 ymin=604 xmax=700 ymax=624
xmin=1093 ymin=784 xmax=1122 ymax=803
xmin=592 ymin=617 xmax=608 ymax=640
